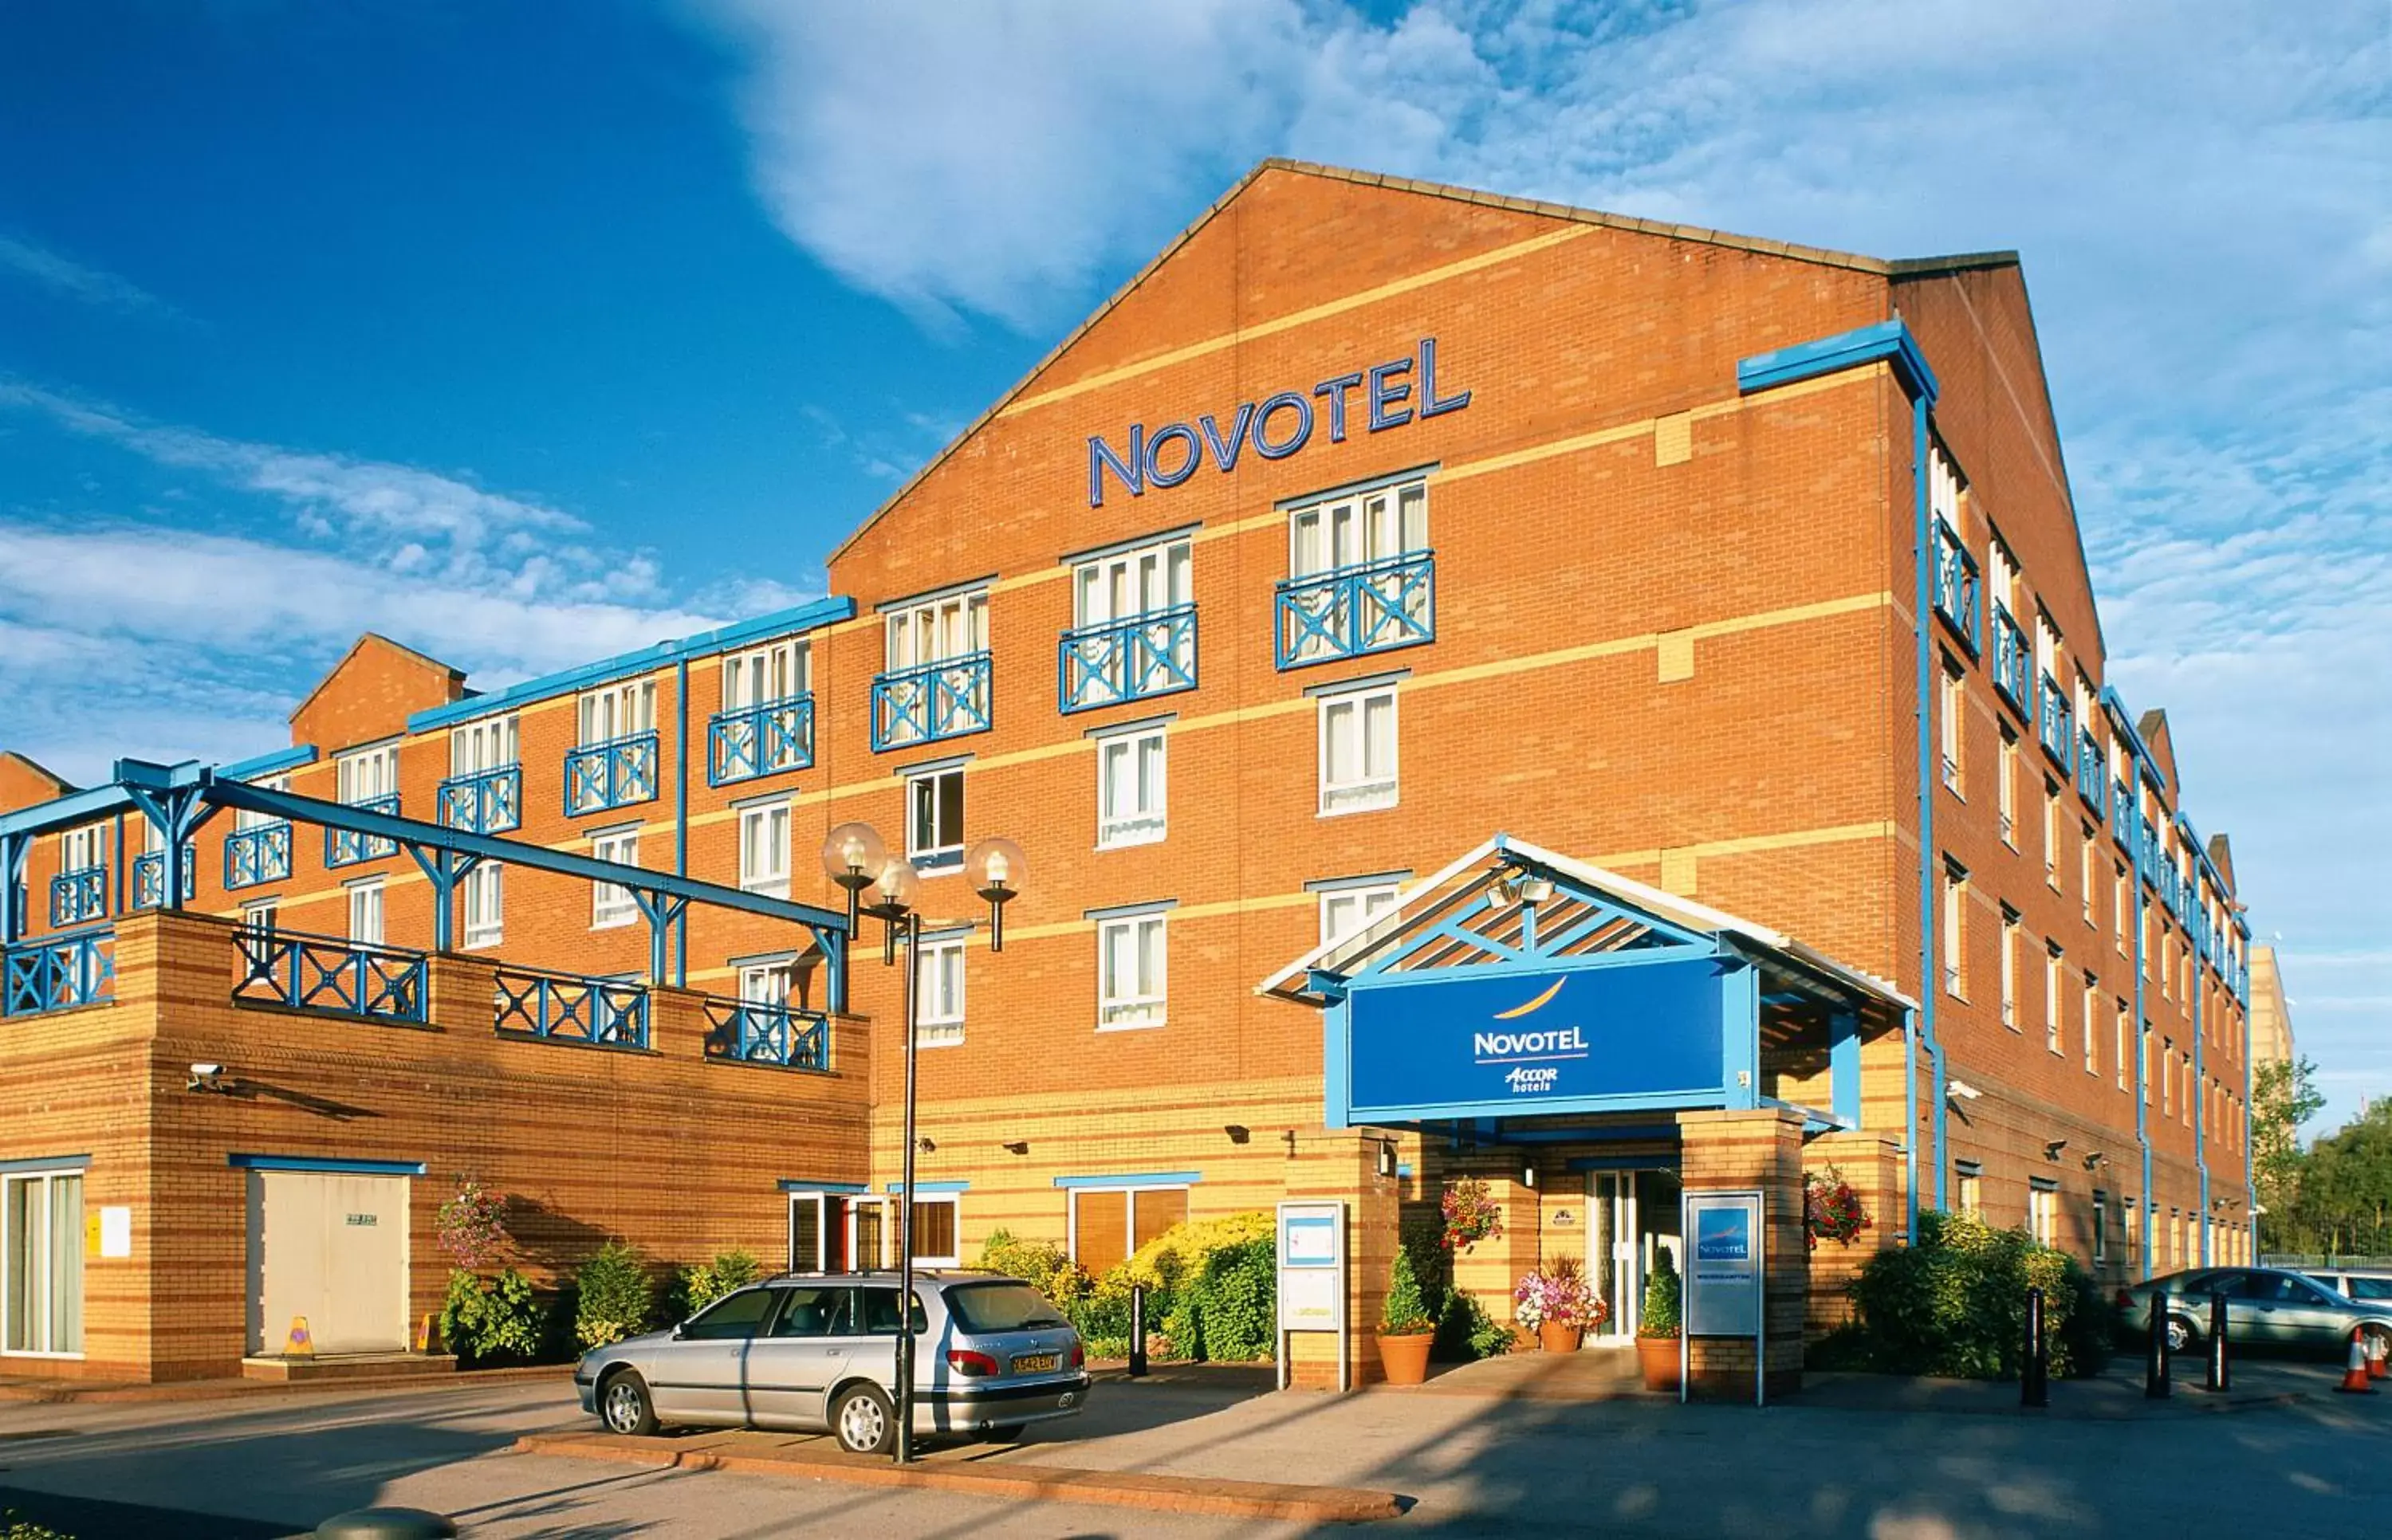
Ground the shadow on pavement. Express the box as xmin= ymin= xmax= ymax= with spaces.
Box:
xmin=0 ymin=1484 xmax=299 ymax=1540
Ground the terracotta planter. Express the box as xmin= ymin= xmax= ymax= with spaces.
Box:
xmin=1537 ymin=1321 xmax=1584 ymax=1353
xmin=1376 ymin=1331 xmax=1434 ymax=1385
xmin=1636 ymin=1334 xmax=1682 ymax=1392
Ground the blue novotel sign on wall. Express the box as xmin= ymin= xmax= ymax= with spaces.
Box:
xmin=1340 ymin=954 xmax=1733 ymax=1122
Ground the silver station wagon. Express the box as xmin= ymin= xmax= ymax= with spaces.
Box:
xmin=574 ymin=1271 xmax=1091 ymax=1455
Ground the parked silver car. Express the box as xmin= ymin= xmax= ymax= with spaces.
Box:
xmin=2300 ymin=1268 xmax=2392 ymax=1305
xmin=574 ymin=1271 xmax=1090 ymax=1454
xmin=2118 ymin=1267 xmax=2392 ymax=1357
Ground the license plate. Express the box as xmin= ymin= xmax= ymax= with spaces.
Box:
xmin=1011 ymin=1353 xmax=1059 ymax=1374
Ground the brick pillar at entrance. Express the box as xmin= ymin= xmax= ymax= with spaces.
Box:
xmin=1801 ymin=1129 xmax=1902 ymax=1336
xmin=1677 ymin=1109 xmax=1807 ymax=1399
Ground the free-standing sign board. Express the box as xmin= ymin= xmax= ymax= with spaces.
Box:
xmin=1681 ymin=1188 xmax=1765 ymax=1406
xmin=1276 ymin=1200 xmax=1348 ymax=1392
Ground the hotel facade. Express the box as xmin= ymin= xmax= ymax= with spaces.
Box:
xmin=0 ymin=163 xmax=2256 ymax=1389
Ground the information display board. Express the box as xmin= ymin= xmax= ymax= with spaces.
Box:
xmin=1275 ymin=1200 xmax=1348 ymax=1391
xmin=1681 ymin=1188 xmax=1765 ymax=1405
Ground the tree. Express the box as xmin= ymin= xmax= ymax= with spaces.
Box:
xmin=2297 ymin=1101 xmax=2392 ymax=1257
xmin=2251 ymin=1055 xmax=2323 ymax=1251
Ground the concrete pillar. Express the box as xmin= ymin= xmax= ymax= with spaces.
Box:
xmin=1677 ymin=1108 xmax=1808 ymax=1399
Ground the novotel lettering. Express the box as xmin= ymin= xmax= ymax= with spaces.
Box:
xmin=1086 ymin=337 xmax=1471 ymax=508
xmin=1473 ymin=1026 xmax=1588 ymax=1061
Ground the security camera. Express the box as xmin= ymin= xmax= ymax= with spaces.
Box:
xmin=187 ymin=1063 xmax=230 ymax=1094
xmin=191 ymin=1063 xmax=222 ymax=1078
xmin=1946 ymin=1080 xmax=1984 ymax=1102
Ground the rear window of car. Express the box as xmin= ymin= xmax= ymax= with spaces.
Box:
xmin=945 ymin=1282 xmax=1071 ymax=1334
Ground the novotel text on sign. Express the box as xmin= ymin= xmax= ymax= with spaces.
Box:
xmin=1087 ymin=337 xmax=1470 ymax=508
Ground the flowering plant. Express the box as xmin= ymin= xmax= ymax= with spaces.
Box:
xmin=1804 ymin=1167 xmax=1871 ymax=1250
xmin=436 ymin=1177 xmax=512 ymax=1271
xmin=1440 ymin=1177 xmax=1504 ymax=1253
xmin=1513 ymin=1257 xmax=1608 ymax=1331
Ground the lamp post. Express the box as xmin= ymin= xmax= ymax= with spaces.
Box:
xmin=820 ymin=825 xmax=1025 ymax=1465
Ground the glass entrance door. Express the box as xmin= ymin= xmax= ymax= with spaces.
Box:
xmin=1590 ymin=1173 xmax=1639 ymax=1340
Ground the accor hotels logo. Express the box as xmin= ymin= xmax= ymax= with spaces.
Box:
xmin=1473 ymin=976 xmax=1587 ymax=1095
xmin=1086 ymin=338 xmax=1471 ymax=507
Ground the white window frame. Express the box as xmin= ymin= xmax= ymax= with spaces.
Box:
xmin=1938 ymin=659 xmax=1964 ymax=795
xmin=2083 ymin=974 xmax=2100 ymax=1075
xmin=1319 ymin=882 xmax=1402 ymax=947
xmin=577 ymin=678 xmax=657 ymax=747
xmin=1096 ymin=911 xmax=1168 ymax=1031
xmin=722 ymin=638 xmax=811 ymax=710
xmin=1067 ymin=1184 xmax=1192 ymax=1270
xmin=58 ymin=826 xmax=104 ymax=875
xmin=738 ymin=801 xmax=791 ymax=898
xmin=907 ymin=767 xmax=965 ymax=872
xmin=915 ymin=933 xmax=966 ymax=1048
xmin=234 ymin=774 xmax=289 ymax=833
xmin=346 ymin=878 xmax=385 ymax=946
xmin=591 ymin=827 xmax=640 ymax=929
xmin=1096 ymin=726 xmax=1167 ymax=850
xmin=462 ymin=862 xmax=504 ymax=950
xmin=884 ymin=590 xmax=988 ymax=672
xmin=1075 ymin=536 xmax=1193 ymax=627
xmin=336 ymin=741 xmax=400 ymax=804
xmin=2091 ymin=1192 xmax=2110 ymax=1264
xmin=907 ymin=1194 xmax=961 ymax=1269
xmin=1288 ymin=479 xmax=1426 ymax=579
xmin=1997 ymin=729 xmax=2019 ymax=847
xmin=2043 ymin=779 xmax=2062 ymax=886
xmin=738 ymin=960 xmax=793 ymax=1008
xmin=1953 ymin=1161 xmax=1983 ymax=1219
xmin=2080 ymin=827 xmax=2097 ymax=926
xmin=1 ymin=1168 xmax=84 ymax=1358
xmin=2028 ymin=1181 xmax=2059 ymax=1246
xmin=1318 ymin=685 xmax=1399 ymax=817
xmin=450 ymin=713 xmax=518 ymax=775
xmin=1998 ymin=909 xmax=2020 ymax=1028
xmin=1940 ymin=863 xmax=1966 ymax=998
xmin=2044 ymin=942 xmax=2064 ymax=1055
xmin=241 ymin=898 xmax=279 ymax=936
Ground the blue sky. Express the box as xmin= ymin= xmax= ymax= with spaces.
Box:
xmin=1 ymin=1 xmax=2383 ymax=1126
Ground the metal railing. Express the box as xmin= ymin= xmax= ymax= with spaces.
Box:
xmin=708 ymin=693 xmax=815 ymax=786
xmin=494 ymin=967 xmax=649 ymax=1050
xmin=232 ymin=928 xmax=427 ymax=1021
xmin=49 ymin=865 xmax=106 ymax=927
xmin=871 ymin=653 xmax=993 ymax=752
xmin=564 ymin=730 xmax=660 ymax=816
xmin=702 ymin=996 xmax=829 ymax=1070
xmin=325 ymin=793 xmax=401 ymax=867
xmin=1058 ymin=604 xmax=1198 ymax=713
xmin=438 ymin=763 xmax=523 ymax=834
xmin=2075 ymin=728 xmax=2106 ymax=812
xmin=131 ymin=848 xmax=197 ymax=909
xmin=1274 ymin=550 xmax=1435 ymax=670
xmin=1931 ymin=519 xmax=1981 ymax=654
xmin=1990 ymin=605 xmax=2032 ymax=721
xmin=2038 ymin=674 xmax=2075 ymax=770
xmin=2 ymin=927 xmax=115 ymax=1016
xmin=223 ymin=822 xmax=293 ymax=890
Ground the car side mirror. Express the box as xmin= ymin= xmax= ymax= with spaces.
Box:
xmin=671 ymin=1324 xmax=687 ymax=1340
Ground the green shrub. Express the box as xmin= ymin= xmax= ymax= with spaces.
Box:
xmin=575 ymin=1241 xmax=655 ymax=1349
xmin=3 ymin=1515 xmax=70 ymax=1540
xmin=441 ymin=1267 xmax=544 ymax=1365
xmin=974 ymin=1229 xmax=1089 ymax=1305
xmin=671 ymin=1249 xmax=765 ymax=1321
xmin=979 ymin=1214 xmax=1277 ymax=1362
xmin=1639 ymin=1248 xmax=1682 ymax=1338
xmin=1181 ymin=1237 xmax=1277 ymax=1361
xmin=1381 ymin=1243 xmax=1434 ymax=1334
xmin=1843 ymin=1211 xmax=2115 ymax=1379
xmin=1395 ymin=1214 xmax=1510 ymax=1361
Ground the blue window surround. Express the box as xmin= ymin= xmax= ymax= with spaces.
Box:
xmin=1930 ymin=518 xmax=1981 ymax=655
xmin=777 ymin=1179 xmax=867 ymax=1194
xmin=0 ymin=1154 xmax=90 ymax=1175
xmin=886 ymin=1181 xmax=970 ymax=1195
xmin=1052 ymin=1171 xmax=1202 ymax=1189
xmin=227 ymin=1153 xmax=427 ymax=1176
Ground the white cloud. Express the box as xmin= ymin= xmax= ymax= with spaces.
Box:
xmin=0 ymin=234 xmax=177 ymax=319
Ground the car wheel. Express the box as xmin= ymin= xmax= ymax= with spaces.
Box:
xmin=2164 ymin=1314 xmax=2198 ymax=1355
xmin=832 ymin=1383 xmax=897 ymax=1456
xmin=600 ymin=1369 xmax=659 ymax=1436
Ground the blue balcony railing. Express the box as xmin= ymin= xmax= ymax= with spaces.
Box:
xmin=2075 ymin=728 xmax=2105 ymax=811
xmin=564 ymin=730 xmax=659 ymax=816
xmin=2112 ymin=779 xmax=2134 ymax=848
xmin=1989 ymin=606 xmax=2032 ymax=721
xmin=325 ymin=794 xmax=400 ymax=868
xmin=132 ymin=848 xmax=198 ymax=909
xmin=1274 ymin=551 xmax=1436 ymax=670
xmin=708 ymin=693 xmax=815 ymax=787
xmin=1930 ymin=520 xmax=1981 ymax=655
xmin=1059 ymin=605 xmax=1198 ymax=714
xmin=2037 ymin=674 xmax=2074 ymax=770
xmin=494 ymin=967 xmax=649 ymax=1051
xmin=224 ymin=823 xmax=293 ymax=890
xmin=702 ymin=996 xmax=829 ymax=1071
xmin=439 ymin=764 xmax=522 ymax=834
xmin=49 ymin=866 xmax=106 ymax=928
xmin=2 ymin=927 xmax=115 ymax=1017
xmin=871 ymin=653 xmax=993 ymax=752
xmin=232 ymin=929 xmax=426 ymax=1021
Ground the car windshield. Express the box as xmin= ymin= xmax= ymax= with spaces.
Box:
xmin=945 ymin=1281 xmax=1071 ymax=1333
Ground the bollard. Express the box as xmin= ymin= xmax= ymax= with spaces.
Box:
xmin=2206 ymin=1291 xmax=2230 ymax=1393
xmin=2020 ymin=1286 xmax=2049 ymax=1408
xmin=2145 ymin=1287 xmax=2173 ymax=1399
xmin=1128 ymin=1283 xmax=1148 ymax=1378
xmin=315 ymin=1509 xmax=456 ymax=1539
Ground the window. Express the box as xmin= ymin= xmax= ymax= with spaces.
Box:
xmin=337 ymin=742 xmax=399 ymax=804
xmin=724 ymin=638 xmax=810 ymax=710
xmin=2092 ymin=1192 xmax=2109 ymax=1264
xmin=2028 ymin=1181 xmax=2058 ymax=1246
xmin=2083 ymin=974 xmax=2100 ymax=1075
xmin=1999 ymin=909 xmax=2020 ymax=1027
xmin=2142 ymin=1025 xmax=2153 ymax=1104
xmin=2115 ymin=865 xmax=2130 ymax=956
xmin=1940 ymin=862 xmax=1967 ymax=998
xmin=1069 ymin=1185 xmax=1189 ymax=1278
xmin=463 ymin=862 xmax=504 ymax=949
xmin=2 ymin=1169 xmax=83 ymax=1356
xmin=887 ymin=589 xmax=989 ymax=672
xmin=451 ymin=713 xmax=517 ymax=774
xmin=2044 ymin=942 xmax=2063 ymax=1054
xmin=242 ymin=899 xmax=279 ymax=936
xmin=1319 ymin=685 xmax=1398 ymax=815
xmin=738 ymin=801 xmax=790 ymax=897
xmin=234 ymin=774 xmax=289 ymax=832
xmin=1097 ymin=911 xmax=1167 ymax=1029
xmin=1096 ymin=727 xmax=1166 ymax=849
xmin=907 ymin=768 xmax=965 ymax=870
xmin=915 ymin=933 xmax=965 ymax=1048
xmin=739 ymin=961 xmax=793 ymax=1008
xmin=578 ymin=678 xmax=657 ymax=745
xmin=1954 ymin=1161 xmax=1982 ymax=1218
xmin=2044 ymin=780 xmax=2062 ymax=887
xmin=680 ymin=1287 xmax=777 ymax=1342
xmin=1320 ymin=882 xmax=1402 ymax=946
xmin=2162 ymin=1038 xmax=2175 ymax=1115
xmin=347 ymin=880 xmax=384 ymax=946
xmin=1998 ymin=729 xmax=2019 ymax=845
xmin=2079 ymin=829 xmax=2097 ymax=926
xmin=59 ymin=826 xmax=103 ymax=876
xmin=1076 ymin=536 xmax=1192 ymax=627
xmin=1289 ymin=479 xmax=1426 ymax=578
xmin=1939 ymin=659 xmax=1965 ymax=794
xmin=907 ymin=1196 xmax=959 ymax=1268
xmin=591 ymin=827 xmax=639 ymax=928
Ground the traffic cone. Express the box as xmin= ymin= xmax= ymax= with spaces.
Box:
xmin=2334 ymin=1329 xmax=2374 ymax=1394
xmin=2369 ymin=1333 xmax=2390 ymax=1382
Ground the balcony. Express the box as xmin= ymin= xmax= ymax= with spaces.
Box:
xmin=2075 ymin=729 xmax=2106 ymax=812
xmin=1930 ymin=520 xmax=1981 ymax=654
xmin=2111 ymin=780 xmax=2134 ymax=848
xmin=494 ymin=967 xmax=649 ymax=1051
xmin=223 ymin=823 xmax=293 ymax=890
xmin=439 ymin=763 xmax=522 ymax=834
xmin=232 ymin=928 xmax=427 ymax=1022
xmin=702 ymin=996 xmax=829 ymax=1071
xmin=1275 ymin=551 xmax=1435 ymax=670
xmin=1989 ymin=606 xmax=2032 ymax=721
xmin=131 ymin=848 xmax=197 ymax=909
xmin=871 ymin=652 xmax=993 ymax=752
xmin=2 ymin=927 xmax=114 ymax=1016
xmin=708 ymin=693 xmax=815 ymax=787
xmin=325 ymin=793 xmax=400 ymax=868
xmin=564 ymin=730 xmax=659 ymax=817
xmin=49 ymin=865 xmax=106 ymax=928
xmin=1059 ymin=605 xmax=1198 ymax=714
xmin=2037 ymin=674 xmax=2075 ymax=770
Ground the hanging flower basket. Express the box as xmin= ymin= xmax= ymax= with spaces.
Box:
xmin=1804 ymin=1167 xmax=1871 ymax=1251
xmin=1440 ymin=1177 xmax=1504 ymax=1253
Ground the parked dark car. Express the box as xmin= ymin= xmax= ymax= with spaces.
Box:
xmin=2119 ymin=1267 xmax=2392 ymax=1357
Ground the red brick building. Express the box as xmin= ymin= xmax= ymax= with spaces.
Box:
xmin=1 ymin=162 xmax=2254 ymax=1388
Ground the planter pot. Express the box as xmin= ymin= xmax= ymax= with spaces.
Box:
xmin=1375 ymin=1331 xmax=1434 ymax=1385
xmin=1537 ymin=1321 xmax=1585 ymax=1353
xmin=1636 ymin=1334 xmax=1682 ymax=1392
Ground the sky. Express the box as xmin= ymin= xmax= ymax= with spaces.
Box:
xmin=0 ymin=1 xmax=2383 ymax=1126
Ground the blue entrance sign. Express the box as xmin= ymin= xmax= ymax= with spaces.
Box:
xmin=1339 ymin=954 xmax=1733 ymax=1124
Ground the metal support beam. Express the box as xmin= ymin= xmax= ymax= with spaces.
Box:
xmin=406 ymin=846 xmax=482 ymax=953
xmin=121 ymin=782 xmax=219 ymax=910
xmin=0 ymin=832 xmax=25 ymax=946
xmin=632 ymin=890 xmax=691 ymax=986
xmin=1829 ymin=1008 xmax=1862 ymax=1129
